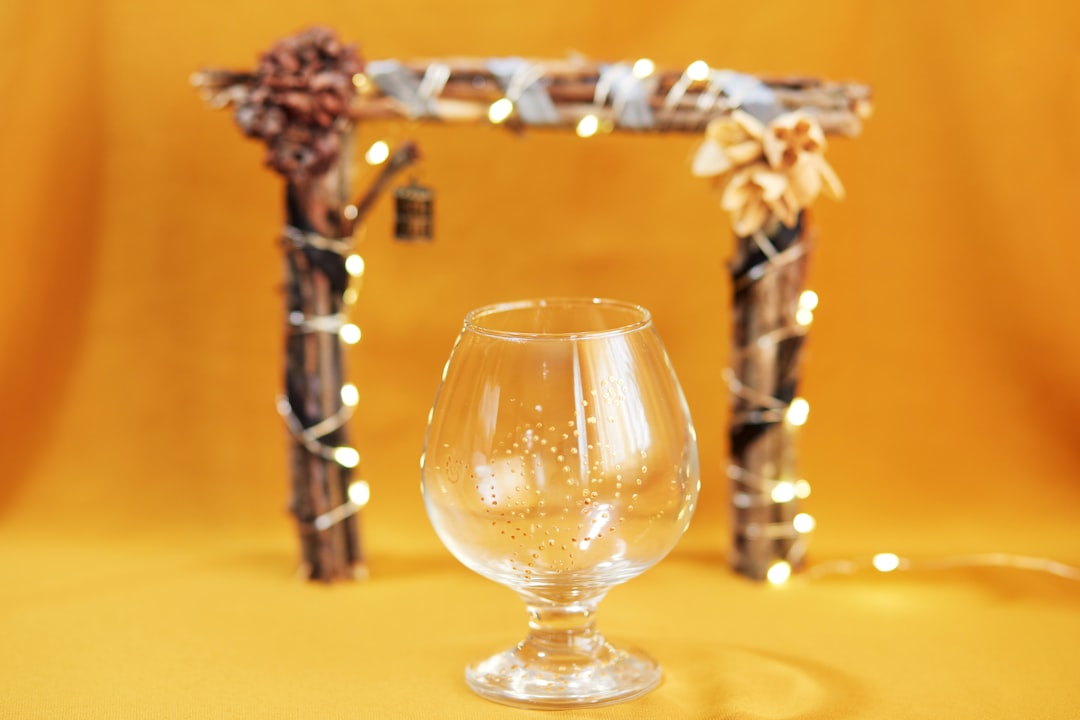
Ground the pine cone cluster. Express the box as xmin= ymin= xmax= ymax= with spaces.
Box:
xmin=234 ymin=27 xmax=363 ymax=180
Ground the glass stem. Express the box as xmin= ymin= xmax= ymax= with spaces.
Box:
xmin=520 ymin=593 xmax=608 ymax=659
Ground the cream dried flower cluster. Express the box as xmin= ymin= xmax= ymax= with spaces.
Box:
xmin=692 ymin=110 xmax=844 ymax=237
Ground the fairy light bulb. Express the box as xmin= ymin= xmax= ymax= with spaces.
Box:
xmin=343 ymin=204 xmax=359 ymax=221
xmin=347 ymin=480 xmax=371 ymax=507
xmin=488 ymin=97 xmax=514 ymax=124
xmin=364 ymin=140 xmax=390 ymax=165
xmin=340 ymin=383 xmax=359 ymax=408
xmin=345 ymin=254 xmax=366 ymax=277
xmin=873 ymin=553 xmax=901 ymax=572
xmin=576 ymin=114 xmax=600 ymax=138
xmin=333 ymin=446 xmax=360 ymax=468
xmin=766 ymin=560 xmax=792 ymax=585
xmin=687 ymin=60 xmax=710 ymax=82
xmin=770 ymin=480 xmax=797 ymax=503
xmin=795 ymin=479 xmax=812 ymax=499
xmin=342 ymin=288 xmax=359 ymax=306
xmin=632 ymin=58 xmax=655 ymax=78
xmin=795 ymin=289 xmax=818 ymax=326
xmin=793 ymin=512 xmax=816 ymax=533
xmin=340 ymin=323 xmax=362 ymax=345
xmin=786 ymin=397 xmax=810 ymax=426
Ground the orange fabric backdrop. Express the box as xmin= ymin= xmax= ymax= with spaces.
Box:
xmin=3 ymin=0 xmax=1077 ymax=557
xmin=2 ymin=1 xmax=1079 ymax=717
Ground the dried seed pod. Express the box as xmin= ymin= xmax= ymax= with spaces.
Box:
xmin=233 ymin=27 xmax=363 ymax=181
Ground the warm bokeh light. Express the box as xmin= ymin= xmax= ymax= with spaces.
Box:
xmin=340 ymin=383 xmax=359 ymax=407
xmin=793 ymin=512 xmax=816 ymax=533
xmin=766 ymin=560 xmax=792 ymax=585
xmin=364 ymin=140 xmax=390 ymax=165
xmin=345 ymin=254 xmax=366 ymax=277
xmin=347 ymin=480 xmax=371 ymax=507
xmin=487 ymin=97 xmax=514 ymax=124
xmin=786 ymin=398 xmax=810 ymax=426
xmin=340 ymin=323 xmax=362 ymax=345
xmin=770 ymin=480 xmax=796 ymax=503
xmin=576 ymin=114 xmax=600 ymax=138
xmin=686 ymin=60 xmax=710 ymax=81
xmin=333 ymin=446 xmax=360 ymax=469
xmin=632 ymin=58 xmax=655 ymax=78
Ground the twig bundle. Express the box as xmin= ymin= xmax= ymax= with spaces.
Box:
xmin=198 ymin=55 xmax=869 ymax=139
xmin=195 ymin=28 xmax=417 ymax=581
xmin=728 ymin=219 xmax=811 ymax=579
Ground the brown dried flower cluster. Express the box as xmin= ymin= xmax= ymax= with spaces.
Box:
xmin=234 ymin=27 xmax=363 ymax=181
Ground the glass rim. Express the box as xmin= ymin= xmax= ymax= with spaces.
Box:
xmin=463 ymin=297 xmax=653 ymax=340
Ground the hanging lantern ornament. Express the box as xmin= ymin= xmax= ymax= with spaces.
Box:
xmin=394 ymin=179 xmax=435 ymax=241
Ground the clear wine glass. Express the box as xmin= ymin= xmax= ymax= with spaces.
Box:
xmin=421 ymin=298 xmax=700 ymax=708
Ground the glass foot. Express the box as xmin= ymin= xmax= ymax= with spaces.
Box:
xmin=465 ymin=639 xmax=661 ymax=709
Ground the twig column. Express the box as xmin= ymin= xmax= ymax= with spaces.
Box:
xmin=728 ymin=217 xmax=811 ymax=580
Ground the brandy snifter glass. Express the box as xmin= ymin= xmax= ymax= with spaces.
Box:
xmin=421 ymin=298 xmax=700 ymax=708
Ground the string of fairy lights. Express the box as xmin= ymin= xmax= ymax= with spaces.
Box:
xmin=248 ymin=53 xmax=1078 ymax=584
xmin=358 ymin=55 xmax=793 ymax=139
xmin=726 ymin=278 xmax=1080 ymax=586
xmin=276 ymin=225 xmax=372 ymax=532
xmin=804 ymin=552 xmax=1080 ymax=583
xmin=484 ymin=57 xmax=722 ymax=136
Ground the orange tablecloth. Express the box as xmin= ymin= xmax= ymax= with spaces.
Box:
xmin=4 ymin=510 xmax=1079 ymax=718
xmin=2 ymin=1 xmax=1079 ymax=717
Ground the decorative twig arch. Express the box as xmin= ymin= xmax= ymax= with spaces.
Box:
xmin=193 ymin=27 xmax=871 ymax=582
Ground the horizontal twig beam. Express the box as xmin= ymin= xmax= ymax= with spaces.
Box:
xmin=195 ymin=57 xmax=871 ymax=138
